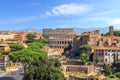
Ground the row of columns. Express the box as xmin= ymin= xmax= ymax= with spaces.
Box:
xmin=50 ymin=41 xmax=72 ymax=44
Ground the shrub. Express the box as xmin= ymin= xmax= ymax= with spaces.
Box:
xmin=115 ymin=72 xmax=120 ymax=78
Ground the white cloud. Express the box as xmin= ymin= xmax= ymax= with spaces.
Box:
xmin=90 ymin=10 xmax=114 ymax=16
xmin=45 ymin=3 xmax=91 ymax=16
xmin=0 ymin=3 xmax=91 ymax=24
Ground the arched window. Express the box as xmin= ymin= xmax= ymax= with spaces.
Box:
xmin=105 ymin=53 xmax=107 ymax=56
xmin=105 ymin=58 xmax=107 ymax=62
xmin=67 ymin=68 xmax=70 ymax=72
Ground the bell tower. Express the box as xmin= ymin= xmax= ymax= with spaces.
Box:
xmin=109 ymin=25 xmax=114 ymax=36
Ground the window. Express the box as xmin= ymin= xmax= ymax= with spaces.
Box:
xmin=101 ymin=60 xmax=103 ymax=62
xmin=67 ymin=68 xmax=70 ymax=72
xmin=105 ymin=53 xmax=107 ymax=56
xmin=102 ymin=50 xmax=104 ymax=52
xmin=101 ymin=53 xmax=104 ymax=55
xmin=112 ymin=54 xmax=114 ymax=56
xmin=105 ymin=59 xmax=107 ymax=62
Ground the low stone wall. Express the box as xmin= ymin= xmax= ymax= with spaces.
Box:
xmin=66 ymin=65 xmax=94 ymax=74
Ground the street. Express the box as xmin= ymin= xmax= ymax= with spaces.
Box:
xmin=0 ymin=68 xmax=24 ymax=80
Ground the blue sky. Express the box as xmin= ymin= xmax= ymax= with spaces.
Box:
xmin=0 ymin=0 xmax=120 ymax=31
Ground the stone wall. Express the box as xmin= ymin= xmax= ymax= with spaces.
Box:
xmin=62 ymin=65 xmax=94 ymax=74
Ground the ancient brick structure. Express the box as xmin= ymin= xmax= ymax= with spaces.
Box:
xmin=73 ymin=26 xmax=120 ymax=64
xmin=73 ymin=30 xmax=101 ymax=48
xmin=73 ymin=26 xmax=120 ymax=48
xmin=65 ymin=65 xmax=94 ymax=74
xmin=42 ymin=28 xmax=75 ymax=49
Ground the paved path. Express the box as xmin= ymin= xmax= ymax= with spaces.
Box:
xmin=0 ymin=71 xmax=10 ymax=77
xmin=0 ymin=68 xmax=24 ymax=80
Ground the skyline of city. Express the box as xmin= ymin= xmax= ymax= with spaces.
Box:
xmin=1 ymin=0 xmax=120 ymax=78
xmin=0 ymin=0 xmax=120 ymax=30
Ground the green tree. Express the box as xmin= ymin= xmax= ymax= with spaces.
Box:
xmin=79 ymin=45 xmax=92 ymax=62
xmin=27 ymin=42 xmax=46 ymax=50
xmin=104 ymin=32 xmax=109 ymax=36
xmin=80 ymin=53 xmax=88 ymax=65
xmin=0 ymin=52 xmax=2 ymax=56
xmin=95 ymin=56 xmax=100 ymax=64
xmin=104 ymin=30 xmax=120 ymax=36
xmin=50 ymin=59 xmax=61 ymax=68
xmin=36 ymin=38 xmax=48 ymax=43
xmin=1 ymin=51 xmax=9 ymax=55
xmin=23 ymin=58 xmax=66 ymax=80
xmin=10 ymin=43 xmax=24 ymax=51
xmin=108 ymin=75 xmax=117 ymax=78
xmin=9 ymin=49 xmax=47 ymax=72
xmin=27 ymin=43 xmax=40 ymax=50
xmin=27 ymin=38 xmax=48 ymax=51
xmin=115 ymin=72 xmax=120 ymax=78
xmin=79 ymin=45 xmax=92 ymax=51
xmin=115 ymin=59 xmax=120 ymax=71
xmin=26 ymin=33 xmax=36 ymax=43
xmin=103 ymin=64 xmax=112 ymax=75
xmin=88 ymin=75 xmax=96 ymax=80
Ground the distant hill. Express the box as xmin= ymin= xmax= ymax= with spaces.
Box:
xmin=11 ymin=28 xmax=41 ymax=32
xmin=9 ymin=27 xmax=120 ymax=34
xmin=74 ymin=27 xmax=109 ymax=34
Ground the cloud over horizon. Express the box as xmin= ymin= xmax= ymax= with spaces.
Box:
xmin=45 ymin=3 xmax=92 ymax=16
xmin=0 ymin=3 xmax=92 ymax=25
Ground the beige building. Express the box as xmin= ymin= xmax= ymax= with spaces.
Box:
xmin=0 ymin=44 xmax=10 ymax=51
xmin=0 ymin=31 xmax=15 ymax=41
xmin=93 ymin=47 xmax=120 ymax=64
